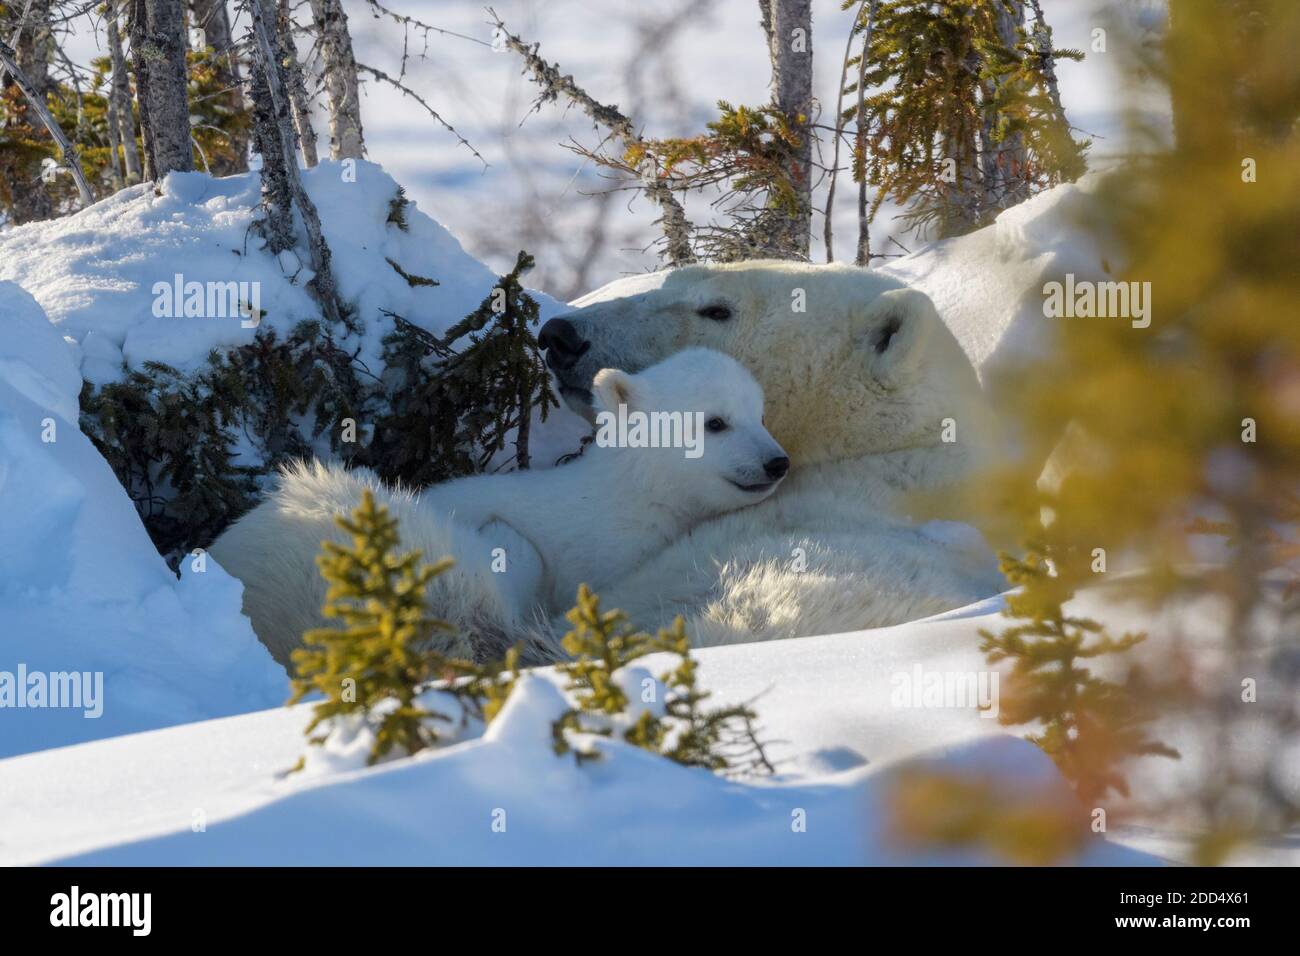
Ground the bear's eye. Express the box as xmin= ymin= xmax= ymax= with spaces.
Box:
xmin=705 ymin=416 xmax=728 ymax=433
xmin=697 ymin=304 xmax=732 ymax=322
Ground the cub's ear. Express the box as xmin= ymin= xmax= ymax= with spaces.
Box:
xmin=852 ymin=288 xmax=938 ymax=389
xmin=592 ymin=367 xmax=640 ymax=414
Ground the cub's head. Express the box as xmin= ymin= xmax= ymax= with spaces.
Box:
xmin=589 ymin=348 xmax=788 ymax=516
xmin=540 ymin=261 xmax=988 ymax=465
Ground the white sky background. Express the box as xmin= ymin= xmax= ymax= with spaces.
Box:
xmin=59 ymin=0 xmax=1168 ymax=299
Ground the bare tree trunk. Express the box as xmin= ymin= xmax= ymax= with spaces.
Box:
xmin=142 ymin=0 xmax=194 ymax=177
xmin=824 ymin=0 xmax=861 ymax=263
xmin=308 ymin=0 xmax=364 ymax=160
xmin=107 ymin=0 xmax=142 ymax=184
xmin=950 ymin=33 xmax=987 ymax=236
xmin=757 ymin=0 xmax=813 ymax=258
xmin=249 ymin=0 xmax=343 ymax=325
xmin=15 ymin=0 xmax=53 ymax=96
xmin=1026 ymin=0 xmax=1065 ymax=124
xmin=278 ymin=0 xmax=319 ymax=167
xmin=189 ymin=0 xmax=248 ymax=173
xmin=105 ymin=77 xmax=125 ymax=189
xmin=853 ymin=0 xmax=878 ymax=266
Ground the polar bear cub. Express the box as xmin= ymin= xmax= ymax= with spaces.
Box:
xmin=209 ymin=347 xmax=788 ymax=668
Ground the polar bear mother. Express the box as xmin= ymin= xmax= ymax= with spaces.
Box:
xmin=535 ymin=260 xmax=1005 ymax=647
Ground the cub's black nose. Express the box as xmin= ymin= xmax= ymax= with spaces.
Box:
xmin=764 ymin=455 xmax=790 ymax=480
xmin=538 ymin=317 xmax=590 ymax=371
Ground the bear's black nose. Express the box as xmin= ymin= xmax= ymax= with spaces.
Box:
xmin=764 ymin=455 xmax=790 ymax=480
xmin=538 ymin=317 xmax=590 ymax=371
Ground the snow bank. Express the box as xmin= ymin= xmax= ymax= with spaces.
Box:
xmin=3 ymin=548 xmax=1283 ymax=863
xmin=0 ymin=161 xmax=567 ymax=383
xmin=0 ymin=614 xmax=1159 ymax=866
xmin=0 ymin=281 xmax=287 ymax=759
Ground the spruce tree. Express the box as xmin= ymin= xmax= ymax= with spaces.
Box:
xmin=288 ymin=488 xmax=457 ymax=763
xmin=367 ymin=250 xmax=558 ymax=485
xmin=978 ymin=547 xmax=1178 ymax=804
xmin=552 ymin=585 xmax=773 ymax=775
xmin=288 ymin=488 xmax=524 ymax=765
xmin=848 ymin=0 xmax=1086 ymax=238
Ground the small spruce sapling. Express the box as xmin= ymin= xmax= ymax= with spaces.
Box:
xmin=552 ymin=585 xmax=774 ymax=776
xmin=288 ymin=488 xmax=519 ymax=764
xmin=978 ymin=543 xmax=1178 ymax=805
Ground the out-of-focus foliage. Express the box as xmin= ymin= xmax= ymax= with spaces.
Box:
xmin=958 ymin=0 xmax=1300 ymax=864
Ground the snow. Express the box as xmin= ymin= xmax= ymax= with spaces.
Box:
xmin=0 ymin=611 xmax=1160 ymax=866
xmin=0 ymin=282 xmax=288 ymax=758
xmin=4 ymin=578 xmax=1288 ymax=865
xmin=0 ymin=161 xmax=566 ymax=382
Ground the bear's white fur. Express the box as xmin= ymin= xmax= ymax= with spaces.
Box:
xmin=536 ymin=260 xmax=1005 ymax=647
xmin=209 ymin=348 xmax=786 ymax=667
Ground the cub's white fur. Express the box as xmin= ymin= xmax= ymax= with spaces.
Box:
xmin=209 ymin=348 xmax=785 ymax=667
xmin=536 ymin=260 xmax=1006 ymax=647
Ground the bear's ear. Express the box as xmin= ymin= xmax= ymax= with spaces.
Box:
xmin=852 ymin=288 xmax=937 ymax=389
xmin=592 ymin=367 xmax=640 ymax=414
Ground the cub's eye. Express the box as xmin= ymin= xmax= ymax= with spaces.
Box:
xmin=705 ymin=417 xmax=728 ymax=433
xmin=697 ymin=304 xmax=732 ymax=321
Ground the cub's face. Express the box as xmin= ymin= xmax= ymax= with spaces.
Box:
xmin=590 ymin=348 xmax=789 ymax=517
xmin=539 ymin=261 xmax=976 ymax=464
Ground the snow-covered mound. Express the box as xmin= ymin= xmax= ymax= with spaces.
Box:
xmin=0 ymin=281 xmax=286 ymax=759
xmin=0 ymin=161 xmax=566 ymax=384
xmin=0 ymin=598 xmax=1162 ymax=866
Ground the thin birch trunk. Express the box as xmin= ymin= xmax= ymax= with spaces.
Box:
xmin=758 ymin=0 xmax=813 ymax=258
xmin=823 ymin=1 xmax=862 ymax=263
xmin=107 ymin=0 xmax=142 ymax=184
xmin=105 ymin=72 xmax=125 ymax=189
xmin=249 ymin=0 xmax=343 ymax=325
xmin=278 ymin=0 xmax=318 ymax=167
xmin=853 ymin=0 xmax=879 ymax=266
xmin=308 ymin=0 xmax=364 ymax=160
